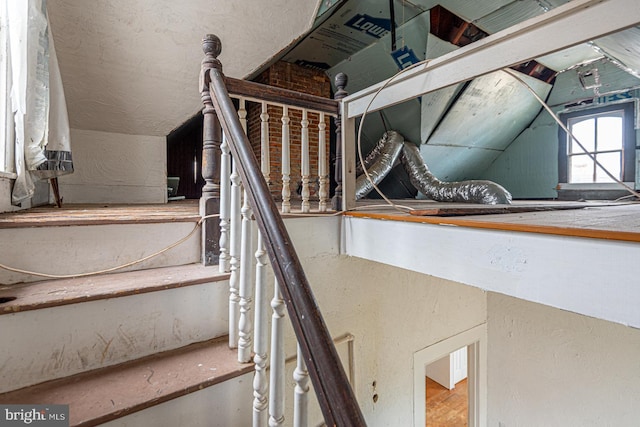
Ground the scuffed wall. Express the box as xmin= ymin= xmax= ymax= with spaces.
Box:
xmin=487 ymin=293 xmax=640 ymax=427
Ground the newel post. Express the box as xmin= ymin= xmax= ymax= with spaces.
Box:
xmin=331 ymin=73 xmax=348 ymax=211
xmin=200 ymin=34 xmax=223 ymax=265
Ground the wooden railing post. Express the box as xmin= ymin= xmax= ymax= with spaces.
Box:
xmin=200 ymin=34 xmax=223 ymax=265
xmin=331 ymin=73 xmax=348 ymax=211
xmin=209 ymin=66 xmax=366 ymax=427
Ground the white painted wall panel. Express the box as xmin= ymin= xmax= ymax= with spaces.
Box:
xmin=57 ymin=128 xmax=166 ymax=204
xmin=47 ymin=0 xmax=320 ymax=137
xmin=487 ymin=293 xmax=640 ymax=427
xmin=343 ymin=216 xmax=640 ymax=328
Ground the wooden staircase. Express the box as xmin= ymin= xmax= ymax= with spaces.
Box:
xmin=0 ymin=204 xmax=253 ymax=426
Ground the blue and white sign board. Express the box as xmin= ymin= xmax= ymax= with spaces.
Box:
xmin=282 ymin=0 xmax=423 ymax=69
xmin=391 ymin=46 xmax=420 ymax=69
xmin=345 ymin=14 xmax=392 ymax=38
xmin=326 ymin=12 xmax=431 ymax=145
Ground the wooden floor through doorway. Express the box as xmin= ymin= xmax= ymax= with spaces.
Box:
xmin=426 ymin=377 xmax=468 ymax=426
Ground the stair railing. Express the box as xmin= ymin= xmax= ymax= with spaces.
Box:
xmin=200 ymin=34 xmax=365 ymax=427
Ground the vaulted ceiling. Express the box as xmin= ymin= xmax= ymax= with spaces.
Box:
xmin=47 ymin=0 xmax=320 ymax=136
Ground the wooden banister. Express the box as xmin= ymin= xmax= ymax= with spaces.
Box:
xmin=203 ymin=34 xmax=366 ymax=427
xmin=199 ymin=35 xmax=223 ymax=265
xmin=223 ymin=76 xmax=338 ymax=115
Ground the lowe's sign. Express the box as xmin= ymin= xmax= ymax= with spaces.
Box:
xmin=345 ymin=14 xmax=391 ymax=38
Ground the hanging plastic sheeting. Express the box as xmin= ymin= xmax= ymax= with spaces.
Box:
xmin=6 ymin=0 xmax=72 ymax=205
xmin=355 ymin=130 xmax=512 ymax=204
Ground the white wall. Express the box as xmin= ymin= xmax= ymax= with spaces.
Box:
xmin=47 ymin=0 xmax=320 ymax=137
xmin=255 ymin=217 xmax=488 ymax=426
xmin=487 ymin=293 xmax=640 ymax=427
xmin=299 ymin=255 xmax=487 ymax=426
xmin=57 ymin=128 xmax=166 ymax=204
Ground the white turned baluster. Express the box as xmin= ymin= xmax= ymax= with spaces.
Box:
xmin=238 ymin=244 xmax=254 ymax=361
xmin=238 ymin=97 xmax=248 ymax=132
xmin=238 ymin=98 xmax=254 ymax=363
xmin=281 ymin=106 xmax=291 ymax=213
xmin=252 ymin=232 xmax=269 ymax=427
xmin=228 ymin=159 xmax=241 ymax=348
xmin=254 ymin=102 xmax=272 ymax=427
xmin=300 ymin=109 xmax=310 ymax=213
xmin=269 ymin=281 xmax=286 ymax=427
xmin=318 ymin=113 xmax=329 ymax=212
xmin=293 ymin=344 xmax=310 ymax=427
xmin=261 ymin=102 xmax=271 ymax=183
xmin=219 ymin=133 xmax=231 ymax=273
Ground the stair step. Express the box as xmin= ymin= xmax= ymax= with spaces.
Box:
xmin=0 ymin=202 xmax=200 ymax=229
xmin=0 ymin=263 xmax=229 ymax=315
xmin=0 ymin=202 xmax=204 ymax=285
xmin=0 ymin=336 xmax=252 ymax=427
xmin=0 ymin=264 xmax=231 ymax=394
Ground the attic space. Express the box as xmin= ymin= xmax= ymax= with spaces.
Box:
xmin=265 ymin=0 xmax=640 ymax=201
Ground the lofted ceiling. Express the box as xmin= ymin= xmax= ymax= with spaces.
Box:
xmin=46 ymin=0 xmax=640 ymax=198
xmin=279 ymin=0 xmax=640 ymax=194
xmin=47 ymin=0 xmax=321 ymax=137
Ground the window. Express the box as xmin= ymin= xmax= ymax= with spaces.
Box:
xmin=558 ymin=102 xmax=635 ymax=187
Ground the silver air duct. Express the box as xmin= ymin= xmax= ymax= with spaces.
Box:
xmin=355 ymin=131 xmax=404 ymax=199
xmin=356 ymin=130 xmax=401 ymax=176
xmin=355 ymin=131 xmax=512 ymax=204
xmin=400 ymin=142 xmax=512 ymax=204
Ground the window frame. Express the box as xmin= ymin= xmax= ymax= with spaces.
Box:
xmin=558 ymin=101 xmax=636 ymax=186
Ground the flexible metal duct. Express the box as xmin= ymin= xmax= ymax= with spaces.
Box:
xmin=355 ymin=130 xmax=402 ymax=176
xmin=355 ymin=131 xmax=512 ymax=204
xmin=400 ymin=141 xmax=512 ymax=204
xmin=355 ymin=131 xmax=404 ymax=199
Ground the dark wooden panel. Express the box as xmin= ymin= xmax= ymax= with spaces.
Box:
xmin=167 ymin=116 xmax=204 ymax=199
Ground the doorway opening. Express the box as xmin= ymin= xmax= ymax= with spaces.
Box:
xmin=413 ymin=324 xmax=487 ymax=427
xmin=166 ymin=114 xmax=203 ymax=200
xmin=425 ymin=346 xmax=468 ymax=426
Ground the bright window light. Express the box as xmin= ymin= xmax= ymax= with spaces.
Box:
xmin=567 ymin=109 xmax=624 ymax=183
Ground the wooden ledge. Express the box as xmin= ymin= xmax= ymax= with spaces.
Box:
xmin=0 ymin=264 xmax=229 ymax=315
xmin=344 ymin=203 xmax=640 ymax=243
xmin=0 ymin=336 xmax=252 ymax=427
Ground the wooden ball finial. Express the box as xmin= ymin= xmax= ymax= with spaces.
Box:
xmin=335 ymin=72 xmax=348 ymax=91
xmin=202 ymin=34 xmax=222 ymax=58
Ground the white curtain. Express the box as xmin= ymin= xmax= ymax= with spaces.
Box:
xmin=5 ymin=0 xmax=72 ymax=205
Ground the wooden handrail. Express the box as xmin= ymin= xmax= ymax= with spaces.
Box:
xmin=205 ymin=51 xmax=366 ymax=427
xmin=224 ymin=76 xmax=339 ymax=115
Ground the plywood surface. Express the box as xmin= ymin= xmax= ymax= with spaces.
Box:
xmin=346 ymin=200 xmax=640 ymax=242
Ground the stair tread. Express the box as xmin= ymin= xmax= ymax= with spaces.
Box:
xmin=0 ymin=264 xmax=229 ymax=315
xmin=0 ymin=336 xmax=252 ymax=427
xmin=0 ymin=202 xmax=200 ymax=229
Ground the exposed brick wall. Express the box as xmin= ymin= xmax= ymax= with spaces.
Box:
xmin=247 ymin=62 xmax=332 ymax=202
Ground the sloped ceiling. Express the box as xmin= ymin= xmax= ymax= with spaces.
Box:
xmin=47 ymin=0 xmax=321 ymax=136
